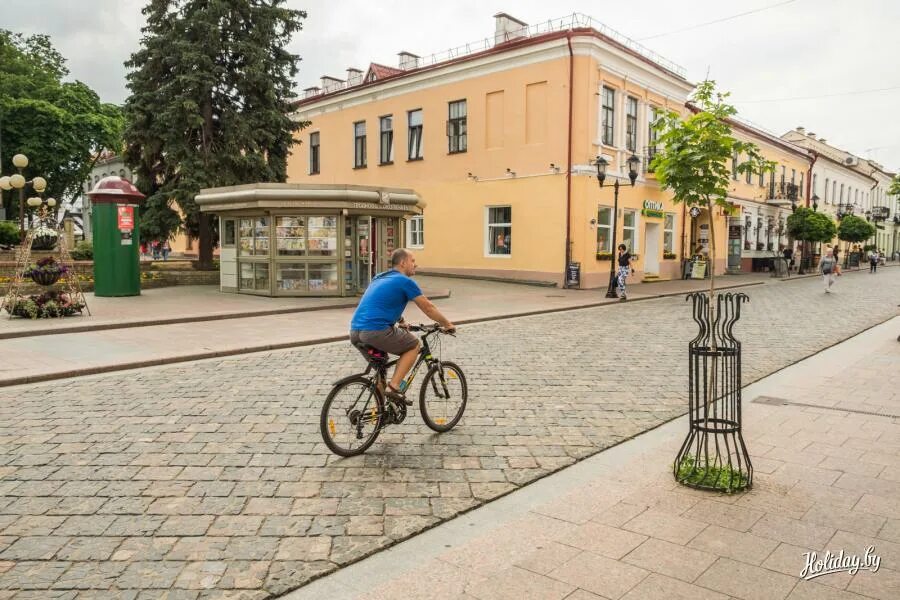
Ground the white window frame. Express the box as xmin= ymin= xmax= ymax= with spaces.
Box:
xmin=622 ymin=209 xmax=639 ymax=253
xmin=600 ymin=85 xmax=615 ymax=147
xmin=485 ymin=206 xmax=512 ymax=258
xmin=407 ymin=215 xmax=424 ymax=249
xmin=597 ymin=206 xmax=613 ymax=253
xmin=663 ymin=212 xmax=675 ymax=254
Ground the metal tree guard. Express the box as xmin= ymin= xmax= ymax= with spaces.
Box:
xmin=674 ymin=291 xmax=752 ymax=492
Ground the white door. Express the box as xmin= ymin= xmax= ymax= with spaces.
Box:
xmin=644 ymin=222 xmax=660 ymax=275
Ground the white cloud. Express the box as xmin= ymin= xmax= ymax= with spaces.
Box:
xmin=4 ymin=0 xmax=899 ymax=169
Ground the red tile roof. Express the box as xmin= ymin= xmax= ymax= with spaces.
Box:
xmin=365 ymin=63 xmax=403 ymax=83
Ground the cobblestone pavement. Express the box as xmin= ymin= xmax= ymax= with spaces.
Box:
xmin=0 ymin=270 xmax=897 ymax=598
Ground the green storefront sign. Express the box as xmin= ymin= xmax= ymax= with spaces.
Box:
xmin=641 ymin=200 xmax=664 ymax=219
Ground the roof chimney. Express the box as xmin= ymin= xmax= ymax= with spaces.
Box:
xmin=807 ymin=132 xmax=816 ymax=138
xmin=320 ymin=76 xmax=344 ymax=92
xmin=303 ymin=86 xmax=321 ymax=98
xmin=795 ymin=126 xmax=805 ymax=134
xmin=818 ymin=137 xmax=826 ymax=143
xmin=494 ymin=12 xmax=529 ymax=44
xmin=398 ymin=52 xmax=420 ymax=70
xmin=346 ymin=68 xmax=363 ymax=86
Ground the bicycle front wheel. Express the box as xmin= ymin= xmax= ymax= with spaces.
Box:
xmin=321 ymin=376 xmax=384 ymax=456
xmin=419 ymin=361 xmax=468 ymax=432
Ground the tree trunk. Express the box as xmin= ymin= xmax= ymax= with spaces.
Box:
xmin=198 ymin=212 xmax=214 ymax=270
xmin=706 ymin=196 xmax=718 ymax=411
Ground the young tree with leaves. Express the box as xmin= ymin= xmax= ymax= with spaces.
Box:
xmin=124 ymin=0 xmax=308 ymax=267
xmin=0 ymin=30 xmax=123 ymax=224
xmin=650 ymin=81 xmax=773 ymax=307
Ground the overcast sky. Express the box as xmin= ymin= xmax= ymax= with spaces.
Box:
xmin=4 ymin=0 xmax=899 ymax=170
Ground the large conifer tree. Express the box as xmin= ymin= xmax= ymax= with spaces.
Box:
xmin=123 ymin=0 xmax=306 ymax=266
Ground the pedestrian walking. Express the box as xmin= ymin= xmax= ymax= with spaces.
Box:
xmin=782 ymin=245 xmax=794 ymax=273
xmin=869 ymin=249 xmax=878 ymax=273
xmin=161 ymin=240 xmax=170 ymax=261
xmin=819 ymin=248 xmax=837 ymax=293
xmin=616 ymin=243 xmax=634 ymax=301
xmin=151 ymin=240 xmax=160 ymax=260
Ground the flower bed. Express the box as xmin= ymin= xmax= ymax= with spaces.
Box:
xmin=6 ymin=290 xmax=85 ymax=319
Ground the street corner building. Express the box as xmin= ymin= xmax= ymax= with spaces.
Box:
xmin=287 ymin=13 xmax=700 ymax=288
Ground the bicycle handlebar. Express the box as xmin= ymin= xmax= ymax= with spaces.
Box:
xmin=407 ymin=323 xmax=456 ymax=335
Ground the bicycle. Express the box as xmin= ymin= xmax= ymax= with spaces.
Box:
xmin=320 ymin=323 xmax=468 ymax=457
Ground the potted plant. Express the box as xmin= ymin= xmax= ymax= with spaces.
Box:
xmin=663 ymin=251 xmax=677 ymax=260
xmin=23 ymin=257 xmax=69 ymax=286
xmin=31 ymin=226 xmax=59 ymax=251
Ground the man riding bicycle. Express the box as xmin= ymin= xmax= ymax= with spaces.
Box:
xmin=350 ymin=248 xmax=455 ymax=405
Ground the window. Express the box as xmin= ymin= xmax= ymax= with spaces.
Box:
xmin=447 ymin=100 xmax=467 ymax=153
xmin=407 ymin=216 xmax=424 ymax=248
xmin=664 ymin=213 xmax=675 ymax=254
xmin=353 ymin=121 xmax=367 ymax=168
xmin=824 ymin=178 xmax=829 ymax=202
xmin=309 ymin=132 xmax=320 ymax=174
xmin=647 ymin=107 xmax=660 ymax=166
xmin=745 ymin=159 xmax=752 ymax=184
xmin=223 ymin=220 xmax=236 ymax=247
xmin=597 ymin=206 xmax=612 ymax=253
xmin=781 ymin=165 xmax=786 ymax=184
xmin=840 ymin=183 xmax=844 ymax=202
xmin=379 ymin=116 xmax=393 ymax=164
xmin=408 ymin=109 xmax=423 ymax=160
xmin=832 ymin=181 xmax=837 ymax=204
xmin=791 ymin=169 xmax=796 ymax=185
xmin=625 ymin=97 xmax=638 ymax=152
xmin=487 ymin=206 xmax=511 ymax=256
xmin=732 ymin=150 xmax=739 ymax=180
xmin=601 ymin=86 xmax=615 ymax=146
xmin=759 ymin=168 xmax=764 ymax=187
xmin=622 ymin=209 xmax=637 ymax=252
xmin=812 ymin=174 xmax=817 ymax=197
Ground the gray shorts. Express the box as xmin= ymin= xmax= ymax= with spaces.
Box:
xmin=350 ymin=327 xmax=418 ymax=356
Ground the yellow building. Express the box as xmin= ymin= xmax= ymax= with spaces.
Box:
xmin=288 ymin=13 xmax=698 ymax=288
xmin=721 ymin=118 xmax=813 ymax=272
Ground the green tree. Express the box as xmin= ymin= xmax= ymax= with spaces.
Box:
xmin=786 ymin=207 xmax=836 ymax=245
xmin=889 ymin=175 xmax=900 ymax=197
xmin=123 ymin=0 xmax=308 ymax=267
xmin=837 ymin=214 xmax=875 ymax=245
xmin=0 ymin=30 xmax=123 ymax=224
xmin=650 ymin=81 xmax=773 ymax=302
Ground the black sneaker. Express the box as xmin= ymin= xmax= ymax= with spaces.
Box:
xmin=385 ymin=386 xmax=412 ymax=406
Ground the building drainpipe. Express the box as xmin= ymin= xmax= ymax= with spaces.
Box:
xmin=563 ymin=32 xmax=575 ymax=288
xmin=806 ymin=151 xmax=818 ymax=207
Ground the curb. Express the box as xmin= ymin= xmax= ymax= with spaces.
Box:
xmin=0 ymin=291 xmax=449 ymax=340
xmin=0 ymin=280 xmax=765 ymax=388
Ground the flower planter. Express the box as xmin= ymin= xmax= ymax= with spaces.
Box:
xmin=32 ymin=233 xmax=58 ymax=251
xmin=30 ymin=269 xmax=62 ymax=286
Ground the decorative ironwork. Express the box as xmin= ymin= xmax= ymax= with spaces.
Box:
xmin=675 ymin=292 xmax=752 ymax=492
xmin=1 ymin=205 xmax=90 ymax=319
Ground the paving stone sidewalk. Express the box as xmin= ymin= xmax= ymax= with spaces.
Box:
xmin=0 ymin=270 xmax=897 ymax=598
xmin=290 ymin=317 xmax=900 ymax=600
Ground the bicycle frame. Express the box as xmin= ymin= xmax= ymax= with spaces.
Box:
xmin=373 ymin=329 xmax=442 ymax=393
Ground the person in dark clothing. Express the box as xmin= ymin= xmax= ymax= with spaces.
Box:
xmin=782 ymin=245 xmax=794 ymax=272
xmin=616 ymin=244 xmax=634 ymax=301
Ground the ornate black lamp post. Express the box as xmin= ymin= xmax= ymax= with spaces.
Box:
xmin=0 ymin=154 xmax=48 ymax=241
xmin=594 ymin=154 xmax=640 ymax=298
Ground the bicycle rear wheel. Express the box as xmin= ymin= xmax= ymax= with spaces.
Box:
xmin=419 ymin=361 xmax=468 ymax=432
xmin=321 ymin=376 xmax=384 ymax=456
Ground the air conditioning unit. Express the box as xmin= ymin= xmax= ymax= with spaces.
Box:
xmin=844 ymin=156 xmax=859 ymax=166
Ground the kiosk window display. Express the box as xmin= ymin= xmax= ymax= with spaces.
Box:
xmin=197 ymin=184 xmax=423 ymax=297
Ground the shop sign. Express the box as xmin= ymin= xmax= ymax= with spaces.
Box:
xmin=566 ymin=262 xmax=581 ymax=287
xmin=641 ymin=200 xmax=664 ymax=219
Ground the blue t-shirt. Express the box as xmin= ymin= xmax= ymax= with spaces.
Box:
xmin=350 ymin=270 xmax=423 ymax=331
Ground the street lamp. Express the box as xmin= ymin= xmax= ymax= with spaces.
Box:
xmin=811 ymin=194 xmax=819 ymax=212
xmin=0 ymin=153 xmax=48 ymax=240
xmin=595 ymin=154 xmax=640 ymax=298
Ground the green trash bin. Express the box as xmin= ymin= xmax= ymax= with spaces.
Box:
xmin=86 ymin=176 xmax=146 ymax=297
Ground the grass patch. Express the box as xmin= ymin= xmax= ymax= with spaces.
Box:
xmin=676 ymin=456 xmax=749 ymax=493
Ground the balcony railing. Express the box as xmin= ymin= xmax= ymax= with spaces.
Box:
xmin=871 ymin=206 xmax=890 ymax=220
xmin=767 ymin=181 xmax=798 ymax=205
